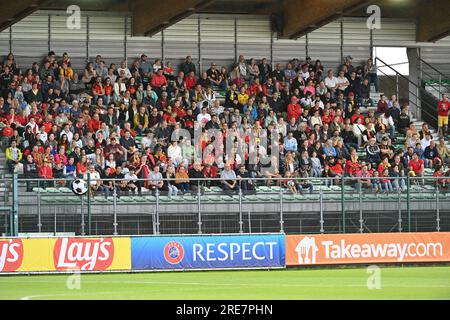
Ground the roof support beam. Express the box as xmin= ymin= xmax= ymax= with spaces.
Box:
xmin=132 ymin=0 xmax=215 ymax=37
xmin=417 ymin=0 xmax=450 ymax=42
xmin=280 ymin=0 xmax=372 ymax=39
xmin=0 ymin=0 xmax=47 ymax=33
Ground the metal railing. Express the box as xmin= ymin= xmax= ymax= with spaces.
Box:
xmin=2 ymin=175 xmax=449 ymax=237
xmin=375 ymin=57 xmax=438 ymax=126
xmin=418 ymin=57 xmax=450 ymax=99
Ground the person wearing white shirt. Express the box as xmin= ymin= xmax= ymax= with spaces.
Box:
xmin=84 ymin=165 xmax=102 ymax=198
xmin=336 ymin=70 xmax=349 ymax=93
xmin=197 ymin=107 xmax=212 ymax=127
xmin=210 ymin=100 xmax=224 ymax=117
xmin=60 ymin=124 xmax=73 ymax=143
xmin=25 ymin=117 xmax=39 ymax=135
xmin=325 ymin=70 xmax=337 ymax=92
xmin=38 ymin=128 xmax=48 ymax=144
xmin=167 ymin=140 xmax=183 ymax=166
xmin=141 ymin=131 xmax=154 ymax=150
xmin=117 ymin=60 xmax=132 ymax=79
xmin=114 ymin=78 xmax=127 ymax=102
xmin=238 ymin=55 xmax=247 ymax=78
xmin=353 ymin=118 xmax=366 ymax=147
xmin=380 ymin=112 xmax=395 ymax=139
xmin=420 ymin=134 xmax=432 ymax=151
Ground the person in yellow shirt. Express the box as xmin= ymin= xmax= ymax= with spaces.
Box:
xmin=59 ymin=62 xmax=74 ymax=80
xmin=6 ymin=140 xmax=23 ymax=173
xmin=237 ymin=87 xmax=249 ymax=107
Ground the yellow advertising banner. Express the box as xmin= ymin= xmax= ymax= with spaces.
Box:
xmin=0 ymin=237 xmax=131 ymax=273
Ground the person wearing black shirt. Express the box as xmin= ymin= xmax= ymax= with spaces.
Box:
xmin=197 ymin=72 xmax=211 ymax=89
xmin=205 ymin=114 xmax=220 ymax=130
xmin=23 ymin=154 xmax=39 ymax=192
xmin=358 ymin=78 xmax=371 ymax=106
xmin=424 ymin=140 xmax=439 ymax=168
xmin=206 ymin=63 xmax=221 ymax=86
xmin=321 ymin=91 xmax=337 ymax=108
xmin=236 ymin=165 xmax=256 ymax=195
xmin=347 ymin=71 xmax=360 ymax=96
xmin=341 ymin=124 xmax=359 ymax=150
xmin=269 ymin=92 xmax=284 ymax=116
xmin=106 ymin=166 xmax=126 ymax=198
xmin=258 ymin=58 xmax=272 ymax=84
xmin=188 ymin=162 xmax=205 ymax=194
xmin=271 ymin=64 xmax=286 ymax=84
xmin=0 ymin=66 xmax=12 ymax=90
xmin=119 ymin=130 xmax=137 ymax=152
xmin=180 ymin=56 xmax=196 ymax=76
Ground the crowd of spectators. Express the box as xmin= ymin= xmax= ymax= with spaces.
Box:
xmin=1 ymin=50 xmax=450 ymax=199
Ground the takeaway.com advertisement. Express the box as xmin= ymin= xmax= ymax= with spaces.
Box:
xmin=286 ymin=232 xmax=450 ymax=266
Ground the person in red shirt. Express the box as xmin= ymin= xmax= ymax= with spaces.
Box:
xmin=377 ymin=94 xmax=388 ymax=114
xmin=408 ymin=152 xmax=424 ymax=183
xmin=287 ymin=96 xmax=302 ymax=123
xmin=433 ymin=165 xmax=446 ymax=189
xmin=91 ymin=76 xmax=105 ymax=104
xmin=350 ymin=107 xmax=365 ymax=124
xmin=321 ymin=108 xmax=334 ymax=125
xmin=104 ymin=78 xmax=113 ymax=104
xmin=38 ymin=159 xmax=54 ymax=188
xmin=184 ymin=71 xmax=197 ymax=91
xmin=437 ymin=94 xmax=449 ymax=139
xmin=76 ymin=155 xmax=88 ymax=178
xmin=87 ymin=113 xmax=101 ymax=132
xmin=150 ymin=69 xmax=168 ymax=91
xmin=1 ymin=122 xmax=14 ymax=138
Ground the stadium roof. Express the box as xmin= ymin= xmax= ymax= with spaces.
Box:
xmin=1 ymin=0 xmax=449 ymax=43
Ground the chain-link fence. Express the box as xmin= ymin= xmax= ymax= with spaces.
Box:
xmin=1 ymin=175 xmax=449 ymax=237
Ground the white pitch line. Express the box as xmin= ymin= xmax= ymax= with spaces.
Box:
xmin=8 ymin=279 xmax=450 ymax=288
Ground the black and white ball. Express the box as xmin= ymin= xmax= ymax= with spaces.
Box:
xmin=71 ymin=179 xmax=88 ymax=196
xmin=287 ymin=180 xmax=296 ymax=187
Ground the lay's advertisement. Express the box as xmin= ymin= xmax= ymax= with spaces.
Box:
xmin=0 ymin=237 xmax=131 ymax=273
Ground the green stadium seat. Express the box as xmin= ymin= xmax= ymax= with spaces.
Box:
xmin=243 ymin=194 xmax=258 ymax=201
xmin=183 ymin=195 xmax=197 ymax=201
xmin=364 ymin=194 xmax=378 ymax=200
xmin=118 ymin=196 xmax=134 ymax=202
xmin=144 ymin=195 xmax=156 ymax=202
xmin=133 ymin=196 xmax=148 ymax=202
xmin=220 ymin=195 xmax=233 ymax=201
xmin=306 ymin=194 xmax=320 ymax=201
xmin=94 ymin=197 xmax=108 ymax=203
xmin=158 ymin=196 xmax=171 ymax=202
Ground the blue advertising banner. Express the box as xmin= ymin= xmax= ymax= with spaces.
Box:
xmin=131 ymin=234 xmax=285 ymax=270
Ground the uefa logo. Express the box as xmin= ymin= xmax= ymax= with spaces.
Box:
xmin=163 ymin=241 xmax=185 ymax=265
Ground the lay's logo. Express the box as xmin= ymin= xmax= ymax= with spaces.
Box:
xmin=0 ymin=239 xmax=23 ymax=272
xmin=54 ymin=238 xmax=114 ymax=271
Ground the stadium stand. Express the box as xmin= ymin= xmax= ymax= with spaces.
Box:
xmin=0 ymin=3 xmax=449 ymax=236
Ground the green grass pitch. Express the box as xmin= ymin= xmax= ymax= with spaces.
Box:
xmin=1 ymin=266 xmax=449 ymax=300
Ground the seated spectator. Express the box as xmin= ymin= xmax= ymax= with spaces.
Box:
xmin=220 ymin=162 xmax=238 ymax=194
xmin=6 ymin=140 xmax=22 ymax=173
xmin=366 ymin=137 xmax=381 ymax=165
xmin=175 ymin=164 xmax=190 ymax=193
xmin=408 ymin=152 xmax=424 ymax=181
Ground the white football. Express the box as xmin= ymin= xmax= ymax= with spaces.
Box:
xmin=71 ymin=179 xmax=88 ymax=196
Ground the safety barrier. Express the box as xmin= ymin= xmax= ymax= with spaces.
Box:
xmin=1 ymin=232 xmax=450 ymax=274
